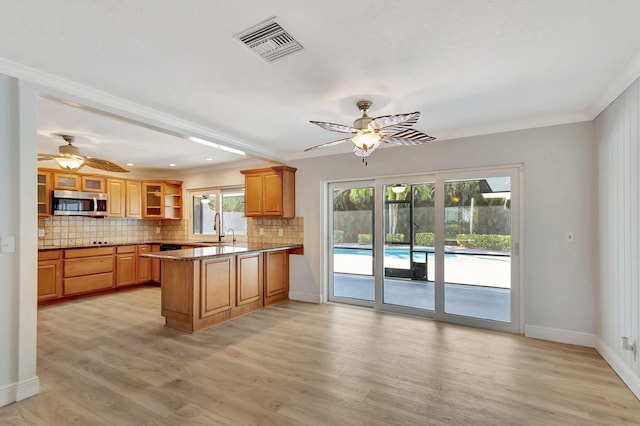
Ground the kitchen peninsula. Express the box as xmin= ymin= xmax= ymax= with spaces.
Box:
xmin=141 ymin=243 xmax=303 ymax=333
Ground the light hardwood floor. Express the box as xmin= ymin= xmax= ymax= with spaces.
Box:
xmin=1 ymin=287 xmax=640 ymax=425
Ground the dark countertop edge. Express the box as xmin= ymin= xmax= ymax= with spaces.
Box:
xmin=139 ymin=244 xmax=304 ymax=261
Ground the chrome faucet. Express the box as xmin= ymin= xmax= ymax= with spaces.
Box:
xmin=227 ymin=228 xmax=236 ymax=244
xmin=214 ymin=212 xmax=223 ymax=242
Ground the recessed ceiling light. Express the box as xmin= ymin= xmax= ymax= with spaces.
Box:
xmin=169 ymin=163 xmax=176 ymax=167
xmin=190 ymin=137 xmax=246 ymax=156
xmin=126 ymin=163 xmax=134 ymax=166
xmin=206 ymin=158 xmax=214 ymax=161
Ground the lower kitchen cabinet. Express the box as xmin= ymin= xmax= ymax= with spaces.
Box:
xmin=38 ymin=250 xmax=62 ymax=301
xmin=137 ymin=245 xmax=152 ymax=283
xmin=264 ymin=250 xmax=289 ymax=306
xmin=151 ymin=244 xmax=161 ymax=283
xmin=116 ymin=245 xmax=137 ymax=287
xmin=236 ymin=252 xmax=263 ymax=308
xmin=63 ymin=246 xmax=114 ymax=296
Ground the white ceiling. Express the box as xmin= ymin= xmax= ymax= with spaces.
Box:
xmin=2 ymin=1 xmax=640 ymax=172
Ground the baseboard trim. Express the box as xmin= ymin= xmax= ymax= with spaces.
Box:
xmin=0 ymin=376 xmax=39 ymax=407
xmin=596 ymin=338 xmax=640 ymax=399
xmin=524 ymin=324 xmax=595 ymax=347
xmin=288 ymin=291 xmax=322 ymax=304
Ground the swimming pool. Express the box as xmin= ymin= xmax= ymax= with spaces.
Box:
xmin=334 ymin=247 xmax=434 ymax=261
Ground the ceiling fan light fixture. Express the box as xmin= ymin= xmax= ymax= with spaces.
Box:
xmin=351 ymin=132 xmax=381 ymax=150
xmin=54 ymin=156 xmax=84 ymax=172
xmin=200 ymin=195 xmax=211 ymax=204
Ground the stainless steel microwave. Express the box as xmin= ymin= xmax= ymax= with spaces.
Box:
xmin=52 ymin=190 xmax=108 ymax=217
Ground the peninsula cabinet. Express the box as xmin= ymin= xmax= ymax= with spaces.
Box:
xmin=38 ymin=250 xmax=62 ymax=301
xmin=264 ymin=249 xmax=289 ymax=306
xmin=240 ymin=166 xmax=296 ymax=217
xmin=236 ymin=252 xmax=263 ymax=312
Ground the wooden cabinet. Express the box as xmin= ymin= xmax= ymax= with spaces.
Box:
xmin=37 ymin=171 xmax=51 ymax=217
xmin=142 ymin=182 xmax=164 ymax=218
xmin=81 ymin=176 xmax=105 ymax=192
xmin=137 ymin=245 xmax=152 ymax=283
xmin=53 ymin=173 xmax=81 ymax=191
xmin=126 ymin=180 xmax=142 ymax=218
xmin=115 ymin=245 xmax=137 ymax=287
xmin=163 ymin=181 xmax=182 ymax=220
xmin=236 ymin=252 xmax=263 ymax=307
xmin=240 ymin=166 xmax=296 ymax=217
xmin=107 ymin=178 xmax=126 ymax=217
xmin=38 ymin=250 xmax=62 ymax=301
xmin=200 ymin=257 xmax=235 ymax=318
xmin=151 ymin=244 xmax=161 ymax=282
xmin=63 ymin=246 xmax=114 ymax=296
xmin=264 ymin=250 xmax=289 ymax=306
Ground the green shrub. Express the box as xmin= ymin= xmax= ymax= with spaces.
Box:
xmin=334 ymin=230 xmax=344 ymax=244
xmin=415 ymin=232 xmax=435 ymax=246
xmin=385 ymin=233 xmax=405 ymax=243
xmin=456 ymin=234 xmax=510 ymax=251
xmin=358 ymin=234 xmax=372 ymax=245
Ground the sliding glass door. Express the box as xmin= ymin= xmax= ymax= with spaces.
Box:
xmin=327 ymin=167 xmax=520 ymax=332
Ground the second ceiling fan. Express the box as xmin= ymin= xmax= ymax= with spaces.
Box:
xmin=306 ymin=100 xmax=436 ymax=165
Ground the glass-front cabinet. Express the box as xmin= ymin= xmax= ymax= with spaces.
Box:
xmin=142 ymin=182 xmax=164 ymax=218
xmin=37 ymin=171 xmax=51 ymax=217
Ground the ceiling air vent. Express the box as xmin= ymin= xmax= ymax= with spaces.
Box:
xmin=234 ymin=18 xmax=304 ymax=63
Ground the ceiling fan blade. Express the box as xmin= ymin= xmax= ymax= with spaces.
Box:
xmin=83 ymin=157 xmax=130 ymax=173
xmin=370 ymin=112 xmax=421 ymax=133
xmin=304 ymin=137 xmax=351 ymax=152
xmin=37 ymin=153 xmax=58 ymax=160
xmin=382 ymin=129 xmax=436 ymax=145
xmin=310 ymin=120 xmax=358 ymax=134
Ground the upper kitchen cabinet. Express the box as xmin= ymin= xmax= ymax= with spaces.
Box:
xmin=37 ymin=171 xmax=51 ymax=217
xmin=142 ymin=181 xmax=182 ymax=219
xmin=163 ymin=181 xmax=182 ymax=220
xmin=53 ymin=172 xmax=81 ymax=191
xmin=107 ymin=178 xmax=142 ymax=218
xmin=81 ymin=175 xmax=106 ymax=192
xmin=240 ymin=166 xmax=296 ymax=217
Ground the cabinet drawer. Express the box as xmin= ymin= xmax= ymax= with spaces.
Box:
xmin=117 ymin=245 xmax=137 ymax=254
xmin=38 ymin=250 xmax=60 ymax=261
xmin=64 ymin=272 xmax=114 ymax=295
xmin=64 ymin=246 xmax=114 ymax=258
xmin=64 ymin=256 xmax=114 ymax=277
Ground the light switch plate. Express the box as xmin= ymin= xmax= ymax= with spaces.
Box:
xmin=1 ymin=236 xmax=16 ymax=253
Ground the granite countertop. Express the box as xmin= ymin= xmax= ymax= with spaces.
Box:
xmin=139 ymin=243 xmax=304 ymax=261
xmin=37 ymin=240 xmax=232 ymax=251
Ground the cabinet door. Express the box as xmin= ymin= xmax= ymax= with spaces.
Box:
xmin=107 ymin=179 xmax=126 ymax=218
xmin=116 ymin=253 xmax=136 ymax=287
xmin=53 ymin=173 xmax=80 ymax=191
xmin=263 ymin=171 xmax=284 ymax=216
xmin=126 ymin=181 xmax=142 ymax=218
xmin=200 ymin=257 xmax=234 ymax=317
xmin=244 ymin=173 xmax=264 ymax=216
xmin=151 ymin=244 xmax=161 ymax=282
xmin=81 ymin=176 xmax=106 ymax=192
xmin=38 ymin=259 xmax=62 ymax=301
xmin=264 ymin=250 xmax=289 ymax=305
xmin=142 ymin=183 xmax=164 ymax=218
xmin=137 ymin=245 xmax=152 ymax=283
xmin=236 ymin=252 xmax=263 ymax=306
xmin=37 ymin=172 xmax=51 ymax=217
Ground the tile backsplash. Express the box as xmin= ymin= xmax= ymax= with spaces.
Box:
xmin=38 ymin=216 xmax=304 ymax=247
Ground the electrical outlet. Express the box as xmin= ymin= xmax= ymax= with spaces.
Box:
xmin=155 ymin=226 xmax=161 ymax=234
xmin=259 ymin=228 xmax=264 ymax=236
xmin=38 ymin=228 xmax=45 ymax=238
xmin=278 ymin=228 xmax=283 ymax=237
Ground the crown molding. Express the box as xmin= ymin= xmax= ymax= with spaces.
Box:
xmin=0 ymin=57 xmax=285 ymax=162
xmin=589 ymin=50 xmax=640 ymax=119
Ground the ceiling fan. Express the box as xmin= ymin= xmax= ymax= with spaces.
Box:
xmin=38 ymin=134 xmax=129 ymax=173
xmin=306 ymin=100 xmax=436 ymax=165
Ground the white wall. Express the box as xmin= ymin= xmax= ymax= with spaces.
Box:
xmin=595 ymin=78 xmax=640 ymax=398
xmin=290 ymin=121 xmax=598 ymax=342
xmin=0 ymin=74 xmax=39 ymax=406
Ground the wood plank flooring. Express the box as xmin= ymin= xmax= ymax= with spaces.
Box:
xmin=1 ymin=287 xmax=640 ymax=425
